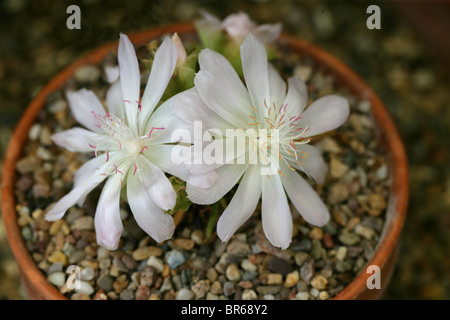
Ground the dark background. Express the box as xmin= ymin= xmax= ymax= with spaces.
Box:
xmin=0 ymin=0 xmax=449 ymax=299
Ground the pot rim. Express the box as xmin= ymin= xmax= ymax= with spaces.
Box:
xmin=1 ymin=22 xmax=408 ymax=300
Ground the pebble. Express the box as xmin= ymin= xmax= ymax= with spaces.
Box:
xmin=225 ymin=263 xmax=241 ymax=281
xmin=210 ymin=281 xmax=223 ymax=295
xmin=28 ymin=123 xmax=42 ymax=141
xmin=192 ymin=280 xmax=210 ymax=299
xmin=47 ymin=251 xmax=68 ymax=266
xmin=191 ymin=229 xmax=204 ymax=245
xmin=300 ymin=260 xmax=314 ymax=283
xmin=174 ymin=238 xmax=195 ymax=251
xmin=119 ymin=289 xmax=135 ymax=300
xmin=256 ymin=285 xmax=281 ymax=295
xmin=327 ymin=184 xmax=349 ymax=204
xmin=74 ymin=65 xmax=101 ymax=83
xmin=176 ymin=288 xmax=194 ymax=300
xmin=227 ymin=239 xmax=251 ymax=256
xmin=311 ymin=275 xmax=328 ymax=290
xmin=368 ymin=194 xmax=387 ymax=216
xmin=76 ymin=281 xmax=95 ymax=295
xmin=16 ymin=155 xmax=40 ymax=174
xmin=284 ymin=271 xmax=300 ymax=288
xmin=266 ymin=256 xmax=293 ymax=276
xmin=206 ymin=267 xmax=218 ymax=282
xmin=146 ymin=256 xmax=164 ymax=273
xmin=261 ymin=273 xmax=283 ymax=285
xmin=308 ymin=227 xmax=324 ymax=240
xmin=71 ymin=293 xmax=91 ymax=300
xmin=330 ymin=157 xmax=349 ymax=179
xmin=160 ymin=278 xmax=173 ymax=292
xmin=96 ymin=273 xmax=114 ymax=292
xmin=135 ymin=285 xmax=150 ymax=300
xmin=338 ymin=233 xmax=361 ymax=245
xmin=295 ymin=292 xmax=310 ymax=300
xmin=68 ymin=250 xmax=85 ymax=264
xmin=242 ymin=289 xmax=257 ymax=300
xmin=80 ymin=267 xmax=95 ymax=281
xmin=47 ymin=262 xmax=63 ymax=275
xmin=165 ymin=250 xmax=186 ymax=269
xmin=241 ymin=259 xmax=257 ymax=272
xmin=133 ymin=246 xmax=162 ymax=261
xmin=322 ymin=233 xmax=334 ymax=249
xmin=72 ymin=216 xmax=94 ymax=231
xmin=140 ymin=267 xmax=157 ymax=287
xmin=310 ymin=239 xmax=323 ymax=260
xmin=294 ymin=252 xmax=310 ymax=266
xmin=319 ymin=291 xmax=330 ymax=300
xmin=97 ymin=247 xmax=110 ymax=259
xmin=354 ymin=225 xmax=376 ymax=240
xmin=122 ymin=254 xmax=138 ymax=270
xmin=48 ymin=272 xmax=66 ymax=287
xmin=223 ymin=282 xmax=235 ymax=296
xmin=291 ymin=238 xmax=312 ymax=252
xmin=336 ymin=246 xmax=348 ymax=261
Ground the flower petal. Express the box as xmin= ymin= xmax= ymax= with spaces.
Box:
xmin=173 ymin=88 xmax=235 ymax=130
xmin=281 ymin=163 xmax=330 ymax=227
xmin=290 ymin=144 xmax=328 ymax=184
xmin=135 ymin=155 xmax=176 ymax=211
xmin=241 ymin=34 xmax=270 ymax=112
xmin=127 ymin=173 xmax=175 ymax=243
xmin=51 ymin=127 xmax=99 ymax=153
xmin=222 ymin=12 xmax=255 ymax=40
xmin=268 ymin=63 xmax=286 ymax=108
xmin=66 ymin=89 xmax=106 ymax=133
xmin=196 ymin=48 xmax=251 ymax=128
xmin=45 ymin=162 xmax=107 ymax=221
xmin=261 ymin=174 xmax=293 ymax=250
xmin=118 ymin=33 xmax=140 ymax=130
xmin=283 ymin=76 xmax=308 ymax=116
xmin=301 ymin=95 xmax=350 ymax=137
xmin=145 ymin=144 xmax=218 ymax=189
xmin=139 ymin=37 xmax=178 ymax=132
xmin=106 ymin=80 xmax=125 ymax=119
xmin=186 ymin=164 xmax=248 ymax=205
xmin=253 ymin=22 xmax=282 ymax=44
xmin=217 ymin=165 xmax=261 ymax=242
xmin=94 ymin=174 xmax=123 ymax=250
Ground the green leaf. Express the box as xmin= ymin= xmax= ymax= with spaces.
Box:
xmin=165 ymin=176 xmax=191 ymax=216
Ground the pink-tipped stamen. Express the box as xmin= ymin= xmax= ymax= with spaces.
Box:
xmin=133 ymin=162 xmax=138 ymax=175
xmin=106 ymin=151 xmax=110 ymax=162
xmin=113 ymin=164 xmax=123 ymax=175
xmin=148 ymin=127 xmax=165 ymax=138
xmin=136 ymin=100 xmax=142 ymax=112
xmin=140 ymin=146 xmax=149 ymax=153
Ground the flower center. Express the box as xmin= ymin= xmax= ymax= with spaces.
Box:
xmin=248 ymin=100 xmax=311 ymax=175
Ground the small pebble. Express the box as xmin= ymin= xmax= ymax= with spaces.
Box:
xmin=339 ymin=233 xmax=361 ymax=245
xmin=225 ymin=263 xmax=241 ymax=281
xmin=242 ymin=289 xmax=257 ymax=300
xmin=48 ymin=272 xmax=66 ymax=287
xmin=176 ymin=288 xmax=194 ymax=300
xmin=96 ymin=273 xmax=114 ymax=292
xmin=146 ymin=256 xmax=164 ymax=273
xmin=241 ymin=259 xmax=257 ymax=272
xmin=174 ymin=238 xmax=195 ymax=251
xmin=80 ymin=267 xmax=95 ymax=281
xmin=284 ymin=271 xmax=300 ymax=288
xmin=72 ymin=216 xmax=94 ymax=231
xmin=311 ymin=275 xmax=328 ymax=290
xmin=261 ymin=273 xmax=283 ymax=285
xmin=76 ymin=281 xmax=95 ymax=295
xmin=295 ymin=292 xmax=310 ymax=300
xmin=165 ymin=250 xmax=186 ymax=269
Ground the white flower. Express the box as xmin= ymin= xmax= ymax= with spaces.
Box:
xmin=174 ymin=34 xmax=350 ymax=249
xmin=46 ymin=33 xmax=214 ymax=250
xmin=198 ymin=10 xmax=282 ymax=44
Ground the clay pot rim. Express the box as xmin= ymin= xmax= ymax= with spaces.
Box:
xmin=1 ymin=22 xmax=408 ymax=300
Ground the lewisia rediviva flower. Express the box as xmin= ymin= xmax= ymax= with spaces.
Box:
xmin=198 ymin=10 xmax=282 ymax=44
xmin=174 ymin=34 xmax=350 ymax=249
xmin=46 ymin=33 xmax=214 ymax=250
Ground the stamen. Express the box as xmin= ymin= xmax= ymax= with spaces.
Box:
xmin=106 ymin=151 xmax=110 ymax=162
xmin=113 ymin=164 xmax=123 ymax=175
xmin=148 ymin=127 xmax=165 ymax=138
xmin=140 ymin=146 xmax=149 ymax=153
xmin=136 ymin=100 xmax=142 ymax=112
xmin=133 ymin=162 xmax=138 ymax=175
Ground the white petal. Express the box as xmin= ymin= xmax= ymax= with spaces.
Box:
xmin=51 ymin=127 xmax=99 ymax=152
xmin=45 ymin=162 xmax=107 ymax=221
xmin=261 ymin=174 xmax=293 ymax=250
xmin=94 ymin=175 xmax=123 ymax=250
xmin=139 ymin=37 xmax=178 ymax=132
xmin=66 ymin=89 xmax=106 ymax=133
xmin=222 ymin=12 xmax=255 ymax=40
xmin=127 ymin=174 xmax=175 ymax=243
xmin=173 ymin=88 xmax=235 ymax=130
xmin=135 ymin=155 xmax=176 ymax=211
xmin=196 ymin=49 xmax=251 ymax=127
xmin=186 ymin=164 xmax=248 ymax=205
xmin=281 ymin=163 xmax=330 ymax=227
xmin=241 ymin=34 xmax=270 ymax=112
xmin=268 ymin=64 xmax=286 ymax=108
xmin=289 ymin=144 xmax=328 ymax=184
xmin=104 ymin=65 xmax=119 ymax=83
xmin=301 ymin=95 xmax=350 ymax=137
xmin=73 ymin=154 xmax=108 ymax=207
xmin=145 ymin=144 xmax=218 ymax=189
xmin=283 ymin=76 xmax=308 ymax=116
xmin=253 ymin=22 xmax=282 ymax=44
xmin=106 ymin=80 xmax=125 ymax=119
xmin=118 ymin=33 xmax=140 ymax=130
xmin=217 ymin=165 xmax=261 ymax=242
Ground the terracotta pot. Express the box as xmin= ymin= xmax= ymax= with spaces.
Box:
xmin=1 ymin=23 xmax=408 ymax=300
